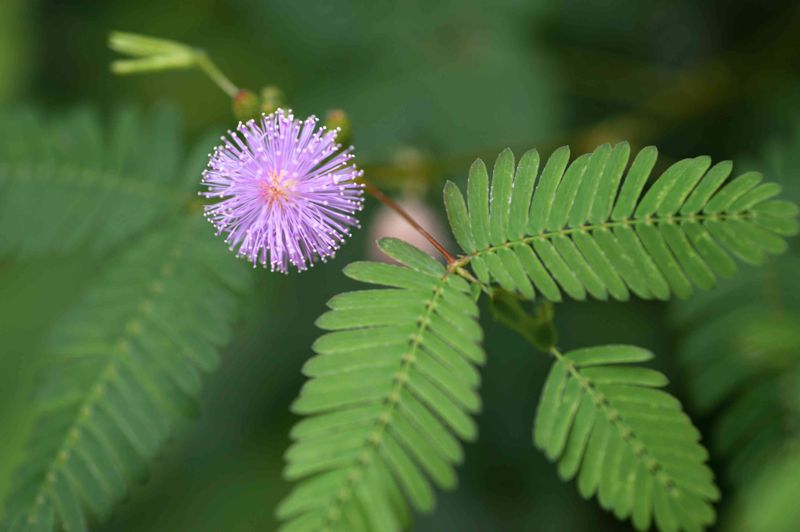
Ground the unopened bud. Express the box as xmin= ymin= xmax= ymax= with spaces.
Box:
xmin=326 ymin=109 xmax=351 ymax=146
xmin=261 ymin=86 xmax=284 ymax=114
xmin=232 ymin=90 xmax=261 ymax=121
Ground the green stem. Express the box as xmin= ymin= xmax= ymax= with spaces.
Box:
xmin=488 ymin=290 xmax=557 ymax=352
xmin=195 ymin=53 xmax=239 ymax=98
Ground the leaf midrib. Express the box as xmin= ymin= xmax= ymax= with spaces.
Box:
xmin=550 ymin=348 xmax=684 ymax=504
xmin=317 ymin=271 xmax=453 ymax=530
xmin=453 ymin=210 xmax=754 ymax=268
xmin=0 ymin=161 xmax=184 ymax=202
xmin=19 ymin=227 xmax=191 ymax=526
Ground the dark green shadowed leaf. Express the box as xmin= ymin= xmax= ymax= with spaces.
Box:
xmin=0 ymin=106 xmax=193 ymax=257
xmin=1 ymin=217 xmax=251 ymax=530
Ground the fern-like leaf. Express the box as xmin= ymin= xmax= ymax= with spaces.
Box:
xmin=444 ymin=145 xmax=799 ymax=301
xmin=535 ymin=345 xmax=718 ymax=532
xmin=1 ymin=216 xmax=250 ymax=531
xmin=277 ymin=237 xmax=484 ymax=531
xmin=0 ymin=105 xmax=197 ymax=256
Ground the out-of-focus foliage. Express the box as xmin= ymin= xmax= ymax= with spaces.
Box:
xmin=0 ymin=106 xmax=201 ymax=256
xmin=0 ymin=0 xmax=34 ymax=104
xmin=728 ymin=447 xmax=800 ymax=532
xmin=0 ymin=104 xmax=253 ymax=531
xmin=0 ymin=257 xmax=100 ymax=510
xmin=674 ymin=255 xmax=800 ymax=484
xmin=3 ymin=217 xmax=250 ymax=531
xmin=1 ymin=1 xmax=800 ymax=531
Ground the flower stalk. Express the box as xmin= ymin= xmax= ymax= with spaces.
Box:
xmin=361 ymin=181 xmax=455 ymax=264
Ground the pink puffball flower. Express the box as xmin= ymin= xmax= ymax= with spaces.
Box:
xmin=201 ymin=109 xmax=364 ymax=273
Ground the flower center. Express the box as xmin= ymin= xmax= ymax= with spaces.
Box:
xmin=259 ymin=170 xmax=293 ymax=206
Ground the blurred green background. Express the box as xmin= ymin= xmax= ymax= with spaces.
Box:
xmin=1 ymin=1 xmax=799 ymax=530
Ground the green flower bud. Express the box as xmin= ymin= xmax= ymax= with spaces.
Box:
xmin=261 ymin=86 xmax=284 ymax=114
xmin=232 ymin=90 xmax=261 ymax=121
xmin=325 ymin=109 xmax=351 ymax=146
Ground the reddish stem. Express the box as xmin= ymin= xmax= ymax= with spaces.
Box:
xmin=363 ymin=182 xmax=455 ymax=264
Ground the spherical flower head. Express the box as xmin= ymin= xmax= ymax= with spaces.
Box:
xmin=201 ymin=109 xmax=365 ymax=273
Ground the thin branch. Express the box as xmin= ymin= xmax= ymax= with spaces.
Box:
xmin=195 ymin=53 xmax=239 ymax=98
xmin=362 ymin=181 xmax=456 ymax=264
